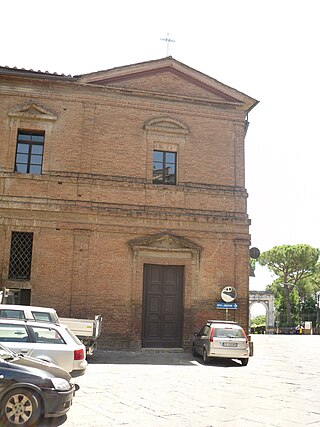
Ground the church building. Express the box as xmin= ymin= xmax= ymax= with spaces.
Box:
xmin=0 ymin=58 xmax=258 ymax=349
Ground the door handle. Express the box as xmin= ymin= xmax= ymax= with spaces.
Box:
xmin=19 ymin=349 xmax=29 ymax=353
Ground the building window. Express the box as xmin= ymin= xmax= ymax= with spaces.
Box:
xmin=15 ymin=130 xmax=45 ymax=174
xmin=8 ymin=232 xmax=34 ymax=281
xmin=0 ymin=289 xmax=31 ymax=305
xmin=153 ymin=150 xmax=177 ymax=185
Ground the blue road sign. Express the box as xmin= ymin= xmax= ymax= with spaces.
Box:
xmin=216 ymin=302 xmax=238 ymax=309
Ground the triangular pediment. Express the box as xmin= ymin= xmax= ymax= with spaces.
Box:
xmin=77 ymin=58 xmax=258 ymax=111
xmin=129 ymin=232 xmax=203 ymax=252
xmin=8 ymin=103 xmax=57 ymax=121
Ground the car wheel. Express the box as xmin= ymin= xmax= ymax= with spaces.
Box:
xmin=1 ymin=388 xmax=41 ymax=427
xmin=203 ymin=348 xmax=211 ymax=364
xmin=241 ymin=358 xmax=249 ymax=366
xmin=192 ymin=344 xmax=197 ymax=357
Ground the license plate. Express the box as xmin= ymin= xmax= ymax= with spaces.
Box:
xmin=222 ymin=342 xmax=238 ymax=347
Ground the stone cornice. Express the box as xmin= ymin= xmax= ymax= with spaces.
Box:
xmin=1 ymin=171 xmax=248 ymax=197
xmin=0 ymin=195 xmax=249 ymax=224
xmin=0 ymin=83 xmax=248 ymax=124
xmin=0 ymin=77 xmax=243 ymax=110
xmin=249 ymin=291 xmax=274 ymax=296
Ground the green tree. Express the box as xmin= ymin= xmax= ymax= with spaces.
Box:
xmin=250 ymin=314 xmax=266 ymax=327
xmin=249 ymin=258 xmax=256 ymax=277
xmin=258 ymin=245 xmax=320 ymax=325
xmin=301 ymin=295 xmax=318 ymax=324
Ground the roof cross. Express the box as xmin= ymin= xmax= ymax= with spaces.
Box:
xmin=160 ymin=33 xmax=176 ymax=57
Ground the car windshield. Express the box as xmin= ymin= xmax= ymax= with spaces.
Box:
xmin=214 ymin=328 xmax=245 ymax=338
xmin=0 ymin=343 xmax=16 ymax=361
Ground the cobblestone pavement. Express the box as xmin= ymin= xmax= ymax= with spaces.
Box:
xmin=42 ymin=335 xmax=320 ymax=427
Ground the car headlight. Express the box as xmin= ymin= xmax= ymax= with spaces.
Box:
xmin=51 ymin=378 xmax=71 ymax=391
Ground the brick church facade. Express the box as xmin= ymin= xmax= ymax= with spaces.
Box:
xmin=0 ymin=58 xmax=258 ymax=349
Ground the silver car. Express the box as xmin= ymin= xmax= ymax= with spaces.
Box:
xmin=0 ymin=318 xmax=87 ymax=376
xmin=192 ymin=320 xmax=250 ymax=366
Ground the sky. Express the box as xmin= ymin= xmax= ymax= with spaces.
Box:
xmin=1 ymin=1 xmax=319 ymax=308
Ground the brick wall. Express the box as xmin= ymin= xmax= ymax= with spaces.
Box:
xmin=0 ymin=59 xmax=257 ymax=349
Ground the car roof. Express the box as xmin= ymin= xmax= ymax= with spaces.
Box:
xmin=207 ymin=320 xmax=238 ymax=324
xmin=0 ymin=318 xmax=63 ymax=329
xmin=0 ymin=304 xmax=57 ymax=313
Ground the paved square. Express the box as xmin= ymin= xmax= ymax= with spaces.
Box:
xmin=43 ymin=335 xmax=320 ymax=426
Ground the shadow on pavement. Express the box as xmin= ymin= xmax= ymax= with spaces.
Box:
xmin=39 ymin=415 xmax=67 ymax=426
xmin=88 ymin=350 xmax=244 ymax=367
xmin=193 ymin=355 xmax=245 ymax=367
xmin=88 ymin=350 xmax=198 ymax=366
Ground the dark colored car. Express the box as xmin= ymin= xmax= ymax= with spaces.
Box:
xmin=0 ymin=343 xmax=79 ymax=426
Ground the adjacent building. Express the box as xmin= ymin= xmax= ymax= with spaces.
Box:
xmin=0 ymin=58 xmax=258 ymax=349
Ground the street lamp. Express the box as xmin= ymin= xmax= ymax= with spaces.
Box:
xmin=280 ymin=283 xmax=302 ymax=327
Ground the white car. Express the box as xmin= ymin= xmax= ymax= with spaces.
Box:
xmin=0 ymin=304 xmax=59 ymax=323
xmin=0 ymin=318 xmax=87 ymax=376
xmin=192 ymin=320 xmax=250 ymax=366
xmin=0 ymin=303 xmax=102 ymax=356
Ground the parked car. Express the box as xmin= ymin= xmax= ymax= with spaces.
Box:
xmin=0 ymin=304 xmax=59 ymax=323
xmin=0 ymin=303 xmax=102 ymax=356
xmin=0 ymin=319 xmax=87 ymax=376
xmin=192 ymin=320 xmax=250 ymax=366
xmin=0 ymin=343 xmax=78 ymax=426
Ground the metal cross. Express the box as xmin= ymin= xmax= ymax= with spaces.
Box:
xmin=160 ymin=33 xmax=176 ymax=57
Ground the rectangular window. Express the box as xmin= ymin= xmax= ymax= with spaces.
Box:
xmin=0 ymin=309 xmax=26 ymax=320
xmin=153 ymin=150 xmax=177 ymax=185
xmin=32 ymin=312 xmax=55 ymax=323
xmin=0 ymin=324 xmax=30 ymax=342
xmin=30 ymin=326 xmax=65 ymax=344
xmin=8 ymin=232 xmax=34 ymax=281
xmin=214 ymin=328 xmax=246 ymax=338
xmin=15 ymin=130 xmax=45 ymax=174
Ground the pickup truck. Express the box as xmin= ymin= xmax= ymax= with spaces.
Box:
xmin=0 ymin=302 xmax=102 ymax=356
xmin=60 ymin=315 xmax=102 ymax=355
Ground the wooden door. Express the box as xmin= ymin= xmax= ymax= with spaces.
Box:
xmin=142 ymin=264 xmax=184 ymax=348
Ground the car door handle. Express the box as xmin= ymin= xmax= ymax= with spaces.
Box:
xmin=19 ymin=349 xmax=29 ymax=353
